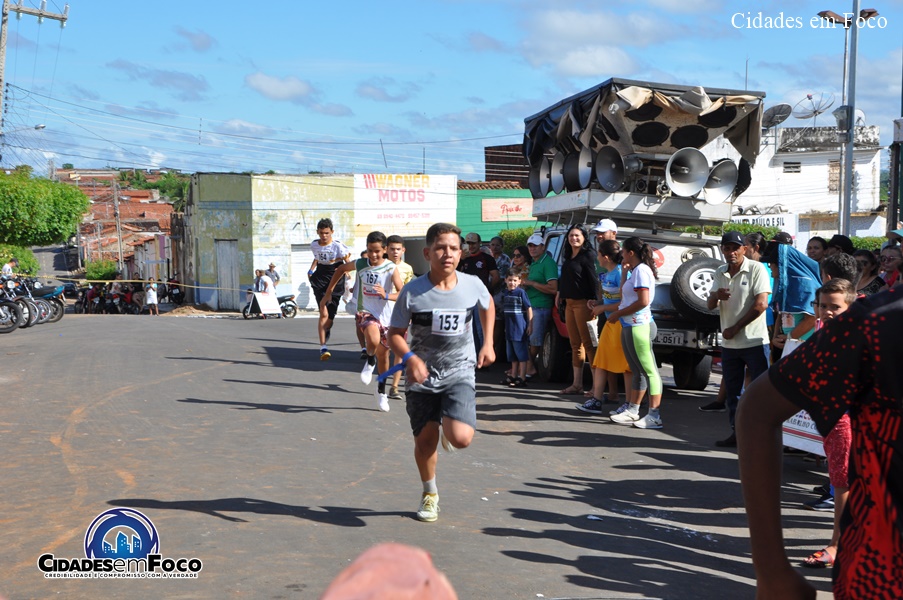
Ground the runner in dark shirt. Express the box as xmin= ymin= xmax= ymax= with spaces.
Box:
xmin=737 ymin=288 xmax=903 ymax=600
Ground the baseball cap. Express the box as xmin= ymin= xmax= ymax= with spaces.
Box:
xmin=526 ymin=233 xmax=544 ymax=246
xmin=828 ymin=234 xmax=854 ymax=254
xmin=464 ymin=233 xmax=480 ymax=244
xmin=721 ymin=231 xmax=745 ymax=246
xmin=590 ymin=218 xmax=618 ymax=234
xmin=887 ymin=229 xmax=903 ymax=240
xmin=771 ymin=231 xmax=793 ymax=245
xmin=268 ymin=262 xmax=276 ymax=267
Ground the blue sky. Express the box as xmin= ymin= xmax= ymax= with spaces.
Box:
xmin=2 ymin=0 xmax=902 ymax=180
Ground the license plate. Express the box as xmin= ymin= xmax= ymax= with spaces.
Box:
xmin=654 ymin=331 xmax=685 ymax=346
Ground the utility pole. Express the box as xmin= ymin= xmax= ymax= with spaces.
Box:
xmin=0 ymin=0 xmax=69 ymax=133
xmin=113 ymin=182 xmax=124 ymax=272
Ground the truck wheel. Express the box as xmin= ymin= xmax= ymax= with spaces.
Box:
xmin=538 ymin=326 xmax=568 ymax=382
xmin=671 ymin=351 xmax=713 ymax=391
xmin=670 ymin=257 xmax=722 ymax=329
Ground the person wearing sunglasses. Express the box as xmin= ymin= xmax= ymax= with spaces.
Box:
xmin=879 ymin=246 xmax=902 ymax=288
xmin=852 ymin=249 xmax=887 ymax=297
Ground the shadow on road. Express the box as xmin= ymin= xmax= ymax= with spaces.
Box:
xmin=107 ymin=497 xmax=409 ymax=526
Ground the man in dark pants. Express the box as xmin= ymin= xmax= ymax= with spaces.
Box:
xmin=458 ymin=232 xmax=498 ymax=351
xmin=707 ymin=231 xmax=772 ymax=447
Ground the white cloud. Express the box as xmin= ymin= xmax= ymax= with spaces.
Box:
xmin=213 ymin=119 xmax=275 ymax=137
xmin=174 ymin=27 xmax=216 ymax=53
xmin=517 ymin=8 xmax=692 ymax=79
xmin=356 ymin=77 xmax=420 ymax=103
xmin=245 ymin=72 xmax=316 ymax=103
xmin=245 ymin=72 xmax=352 ymax=116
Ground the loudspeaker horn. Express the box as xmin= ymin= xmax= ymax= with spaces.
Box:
xmin=550 ymin=151 xmax=566 ymax=194
xmin=702 ymin=159 xmax=739 ymax=205
xmin=563 ymin=146 xmax=594 ymax=192
xmin=594 ymin=147 xmax=643 ymax=192
xmin=528 ymin=156 xmax=551 ymax=199
xmin=665 ymin=148 xmax=710 ymax=198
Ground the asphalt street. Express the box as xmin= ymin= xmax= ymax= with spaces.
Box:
xmin=2 ymin=312 xmax=836 ymax=599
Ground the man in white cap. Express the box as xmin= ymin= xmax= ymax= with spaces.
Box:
xmin=522 ymin=233 xmax=558 ymax=379
xmin=591 ymin=218 xmax=618 ymax=246
xmin=265 ymin=262 xmax=281 ymax=288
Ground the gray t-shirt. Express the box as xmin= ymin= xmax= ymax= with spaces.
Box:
xmin=390 ymin=272 xmax=491 ymax=392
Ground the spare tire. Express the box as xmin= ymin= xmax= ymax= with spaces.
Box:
xmin=669 ymin=257 xmax=722 ymax=329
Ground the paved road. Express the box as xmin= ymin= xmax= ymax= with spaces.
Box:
xmin=2 ymin=314 xmax=835 ymax=599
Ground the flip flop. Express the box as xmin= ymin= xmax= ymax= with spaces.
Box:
xmin=558 ymin=385 xmax=584 ymax=395
xmin=801 ymin=548 xmax=835 ymax=569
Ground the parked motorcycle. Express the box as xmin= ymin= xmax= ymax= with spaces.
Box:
xmin=279 ymin=294 xmax=298 ymax=319
xmin=167 ymin=274 xmax=184 ymax=305
xmin=29 ymin=281 xmax=65 ymax=323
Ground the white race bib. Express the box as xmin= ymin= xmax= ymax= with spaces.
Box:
xmin=432 ymin=309 xmax=466 ymax=336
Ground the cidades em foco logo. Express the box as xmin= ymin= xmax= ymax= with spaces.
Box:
xmin=38 ymin=508 xmax=203 ymax=579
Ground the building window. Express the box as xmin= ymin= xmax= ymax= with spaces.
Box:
xmin=783 ymin=162 xmax=801 ymax=174
xmin=828 ymin=160 xmax=840 ymax=193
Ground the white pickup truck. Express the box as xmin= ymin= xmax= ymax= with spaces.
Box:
xmin=523 ymin=78 xmax=766 ymax=390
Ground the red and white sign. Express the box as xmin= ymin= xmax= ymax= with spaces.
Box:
xmin=782 ymin=411 xmax=825 ymax=456
xmin=481 ymin=197 xmax=534 ymax=222
xmin=354 ymin=174 xmax=456 ymax=238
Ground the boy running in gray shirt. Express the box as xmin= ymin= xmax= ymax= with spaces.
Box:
xmin=388 ymin=222 xmax=495 ymax=522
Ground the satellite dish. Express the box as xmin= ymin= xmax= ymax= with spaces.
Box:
xmin=550 ymin=151 xmax=566 ymax=194
xmin=594 ymin=147 xmax=642 ymax=192
xmin=702 ymin=159 xmax=739 ymax=205
xmin=563 ymin=146 xmax=594 ymax=192
xmin=792 ymin=93 xmax=835 ymax=126
xmin=528 ymin=156 xmax=551 ymax=199
xmin=665 ymin=148 xmax=710 ymax=198
xmin=762 ymin=103 xmax=792 ymax=129
xmin=854 ymin=108 xmax=866 ymax=126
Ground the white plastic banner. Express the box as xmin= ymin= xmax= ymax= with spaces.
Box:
xmin=250 ymin=292 xmax=281 ymax=316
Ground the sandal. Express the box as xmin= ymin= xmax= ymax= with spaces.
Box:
xmin=500 ymin=375 xmax=516 ymax=386
xmin=509 ymin=377 xmax=526 ymax=388
xmin=558 ymin=385 xmax=584 ymax=395
xmin=583 ymin=389 xmax=594 ymax=398
xmin=801 ymin=548 xmax=835 ymax=569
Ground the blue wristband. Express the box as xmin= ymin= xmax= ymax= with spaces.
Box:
xmin=402 ymin=351 xmax=415 ymax=363
xmin=308 ymin=269 xmax=314 ymax=276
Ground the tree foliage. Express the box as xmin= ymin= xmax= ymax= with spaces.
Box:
xmin=0 ymin=172 xmax=90 ymax=246
xmin=118 ymin=169 xmax=189 ymax=211
xmin=85 ymin=259 xmax=118 ymax=281
xmin=0 ymin=244 xmax=37 ymax=274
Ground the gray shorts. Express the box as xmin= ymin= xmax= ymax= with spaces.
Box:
xmin=405 ymin=382 xmax=477 ymax=437
xmin=529 ymin=307 xmax=551 ymax=347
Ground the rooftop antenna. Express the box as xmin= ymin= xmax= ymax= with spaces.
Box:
xmin=760 ymin=103 xmax=792 ymax=149
xmin=792 ymin=92 xmax=835 ymax=127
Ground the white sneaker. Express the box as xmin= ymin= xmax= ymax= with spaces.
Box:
xmin=416 ymin=493 xmax=439 ymax=522
xmin=375 ymin=391 xmax=390 ymax=412
xmin=633 ymin=413 xmax=663 ymax=429
xmin=610 ymin=408 xmax=640 ymax=424
xmin=609 ymin=402 xmax=630 ymax=416
xmin=361 ymin=359 xmax=376 ymax=385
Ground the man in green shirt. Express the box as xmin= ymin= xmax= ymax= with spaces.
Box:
xmin=522 ymin=233 xmax=559 ymax=379
xmin=707 ymin=231 xmax=771 ymax=447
